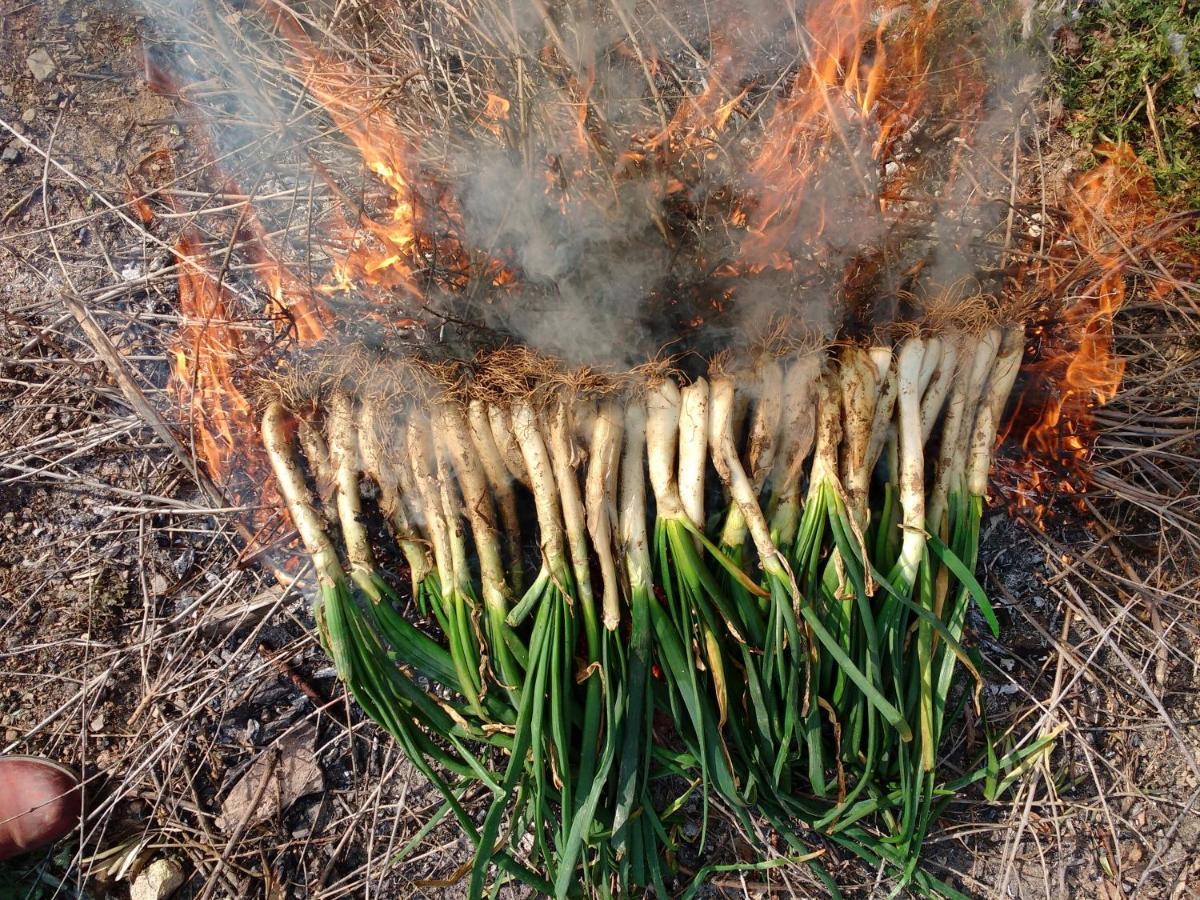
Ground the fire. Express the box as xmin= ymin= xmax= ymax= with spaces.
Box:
xmin=997 ymin=143 xmax=1169 ymax=523
xmin=266 ymin=8 xmax=434 ymax=295
xmin=171 ymin=235 xmax=260 ymax=490
xmin=162 ymin=0 xmax=1174 ymax=534
xmin=482 ymin=93 xmax=512 ymax=137
xmin=732 ymin=0 xmax=983 ymax=272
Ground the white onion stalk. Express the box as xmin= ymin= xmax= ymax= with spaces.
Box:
xmin=796 ymin=370 xmax=845 ymax=596
xmin=262 ymin=402 xmax=341 ymax=587
xmin=326 ymin=391 xmax=377 ymax=594
xmin=950 ymin=328 xmax=1001 ymax=495
xmin=645 ymin=376 xmax=687 ymax=521
xmin=392 ymin=423 xmax=438 ymax=589
xmin=548 ymin=395 xmax=607 ymax=801
xmin=573 ymin=398 xmax=597 ymax=450
xmin=967 ymin=325 xmax=1025 ymax=498
xmin=262 ymin=401 xmax=366 ymax=697
xmin=408 ymin=412 xmax=484 ymax=714
xmin=927 ymin=330 xmax=999 ymax=537
xmin=585 ymin=400 xmax=624 ymax=631
xmin=918 ymin=336 xmax=942 ymax=397
xmin=296 ymin=413 xmax=337 ymax=522
xmin=865 ymin=348 xmax=899 ymax=480
xmin=625 ymin=391 xmax=738 ymax=834
xmin=839 ymin=346 xmax=887 ymax=531
xmin=893 ymin=337 xmax=928 ymax=590
xmin=548 ymin=397 xmax=598 ymax=624
xmin=647 ymin=375 xmax=731 ymax=720
xmin=619 ymin=399 xmax=652 ymax=598
xmin=467 ymin=398 xmax=523 ymax=590
xmin=612 ymin=399 xmax=652 ymax=849
xmin=358 ymin=396 xmax=432 ymax=596
xmin=919 ymin=335 xmax=961 ymax=445
xmin=918 ymin=327 xmax=1019 ymax=776
xmin=678 ymin=378 xmax=710 ymax=536
xmin=806 ymin=372 xmax=843 ymax=505
xmin=481 ymin=396 xmax=583 ymax=852
xmin=442 ymin=401 xmax=523 ymax=695
xmin=487 ymin=403 xmax=531 ymax=490
xmin=648 ymin=375 xmax=764 ymax=613
xmin=434 ymin=434 xmax=476 ymax=618
xmin=506 ymin=399 xmax=571 ymax=627
xmin=767 ymin=353 xmax=821 ymax=547
xmin=710 ymin=375 xmax=787 ymax=583
xmin=746 ymin=356 xmax=784 ymax=494
xmin=714 ymin=358 xmax=780 ymax=550
xmin=439 ymin=436 xmax=491 ymax=704
xmin=406 ymin=415 xmax=454 ymax=592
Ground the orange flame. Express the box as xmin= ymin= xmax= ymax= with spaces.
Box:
xmin=998 ymin=143 xmax=1167 ymax=522
xmin=164 ymin=2 xmax=1175 ymax=540
xmin=171 ymin=235 xmax=261 ymax=490
xmin=268 ymin=7 xmax=425 ymax=292
xmin=733 ymin=0 xmax=983 ymax=272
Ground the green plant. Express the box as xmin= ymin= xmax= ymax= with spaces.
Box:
xmin=1056 ymin=0 xmax=1200 ymax=207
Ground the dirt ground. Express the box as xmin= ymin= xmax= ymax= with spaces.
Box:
xmin=2 ymin=1 xmax=1199 ymax=898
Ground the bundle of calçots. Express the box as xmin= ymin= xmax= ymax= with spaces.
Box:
xmin=259 ymin=326 xmax=1043 ymax=899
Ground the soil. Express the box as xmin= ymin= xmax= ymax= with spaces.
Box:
xmin=2 ymin=2 xmax=1199 ymax=899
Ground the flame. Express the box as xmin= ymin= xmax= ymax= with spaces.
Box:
xmin=171 ymin=235 xmax=260 ymax=490
xmin=267 ymin=7 xmax=436 ymax=295
xmin=731 ymin=0 xmax=983 ymax=272
xmin=163 ymin=1 xmax=1177 ymax=538
xmin=997 ymin=143 xmax=1168 ymax=523
xmin=482 ymin=93 xmax=512 ymax=138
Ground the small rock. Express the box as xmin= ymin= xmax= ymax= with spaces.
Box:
xmin=0 ymin=83 xmax=13 ymax=99
xmin=1 ymin=145 xmax=20 ymax=165
xmin=172 ymin=547 xmax=194 ymax=577
xmin=89 ymin=712 xmax=106 ymax=732
xmin=150 ymin=574 xmax=170 ymax=596
xmin=130 ymin=858 xmax=184 ymax=900
xmin=20 ymin=108 xmax=36 ymax=123
xmin=26 ymin=49 xmax=57 ymax=83
xmin=4 ymin=729 xmax=19 ymax=744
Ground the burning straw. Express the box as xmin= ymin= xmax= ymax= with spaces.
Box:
xmin=147 ymin=0 xmax=1188 ymax=893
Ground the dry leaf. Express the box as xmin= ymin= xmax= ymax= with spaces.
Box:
xmin=217 ymin=722 xmax=322 ymax=831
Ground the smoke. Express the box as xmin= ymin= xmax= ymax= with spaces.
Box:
xmin=136 ymin=0 xmax=1044 ymax=368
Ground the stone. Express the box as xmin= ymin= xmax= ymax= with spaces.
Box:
xmin=1 ymin=145 xmax=20 ymax=164
xmin=26 ymin=49 xmax=57 ymax=83
xmin=21 ymin=109 xmax=36 ymax=125
xmin=129 ymin=859 xmax=184 ymax=900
